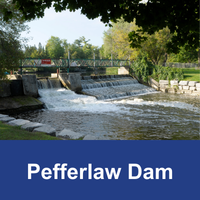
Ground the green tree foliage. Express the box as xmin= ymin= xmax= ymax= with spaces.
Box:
xmin=103 ymin=19 xmax=172 ymax=64
xmin=24 ymin=36 xmax=101 ymax=60
xmin=3 ymin=0 xmax=198 ymax=54
xmin=167 ymin=44 xmax=198 ymax=63
xmin=102 ymin=19 xmax=138 ymax=60
xmin=63 ymin=36 xmax=100 ymax=59
xmin=46 ymin=36 xmax=65 ymax=59
xmin=140 ymin=27 xmax=172 ymax=65
xmin=0 ymin=0 xmax=28 ymax=79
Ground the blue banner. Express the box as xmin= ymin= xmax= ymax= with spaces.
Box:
xmin=0 ymin=141 xmax=199 ymax=200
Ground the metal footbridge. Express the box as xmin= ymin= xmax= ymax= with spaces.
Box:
xmin=20 ymin=58 xmax=131 ymax=68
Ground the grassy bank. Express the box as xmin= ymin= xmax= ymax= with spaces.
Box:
xmin=106 ymin=67 xmax=118 ymax=75
xmin=0 ymin=122 xmax=61 ymax=140
xmin=182 ymin=68 xmax=200 ymax=81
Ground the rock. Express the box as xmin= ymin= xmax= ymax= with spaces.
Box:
xmin=178 ymin=86 xmax=183 ymax=90
xmin=8 ymin=119 xmax=30 ymax=126
xmin=57 ymin=129 xmax=84 ymax=140
xmin=160 ymin=84 xmax=168 ymax=89
xmin=33 ymin=125 xmax=56 ymax=136
xmin=184 ymin=90 xmax=192 ymax=94
xmin=192 ymin=91 xmax=200 ymax=96
xmin=189 ymin=87 xmax=196 ymax=91
xmin=168 ymin=88 xmax=176 ymax=93
xmin=83 ymin=135 xmax=97 ymax=140
xmin=196 ymin=83 xmax=200 ymax=88
xmin=176 ymin=90 xmax=184 ymax=94
xmin=196 ymin=87 xmax=200 ymax=91
xmin=0 ymin=117 xmax=15 ymax=122
xmin=183 ymin=86 xmax=189 ymax=90
xmin=171 ymin=84 xmax=178 ymax=88
xmin=179 ymin=81 xmax=189 ymax=86
xmin=0 ymin=114 xmax=8 ymax=118
xmin=160 ymin=88 xmax=168 ymax=93
xmin=21 ymin=122 xmax=44 ymax=132
xmin=188 ymin=81 xmax=198 ymax=87
xmin=159 ymin=80 xmax=168 ymax=84
xmin=170 ymin=80 xmax=178 ymax=85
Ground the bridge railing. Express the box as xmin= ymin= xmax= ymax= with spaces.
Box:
xmin=20 ymin=58 xmax=132 ymax=68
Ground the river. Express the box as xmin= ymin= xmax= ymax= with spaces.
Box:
xmin=11 ymin=76 xmax=200 ymax=140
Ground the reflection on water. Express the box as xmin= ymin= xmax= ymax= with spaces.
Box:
xmin=11 ymin=89 xmax=200 ymax=140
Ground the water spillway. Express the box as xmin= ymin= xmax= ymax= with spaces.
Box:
xmin=81 ymin=75 xmax=156 ymax=100
xmin=16 ymin=75 xmax=199 ymax=140
xmin=37 ymin=78 xmax=61 ymax=89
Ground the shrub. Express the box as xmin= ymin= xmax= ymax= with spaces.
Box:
xmin=130 ymin=56 xmax=184 ymax=82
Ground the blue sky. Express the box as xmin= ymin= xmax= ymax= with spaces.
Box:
xmin=21 ymin=7 xmax=109 ymax=48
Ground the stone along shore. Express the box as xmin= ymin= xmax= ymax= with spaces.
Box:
xmin=0 ymin=114 xmax=97 ymax=140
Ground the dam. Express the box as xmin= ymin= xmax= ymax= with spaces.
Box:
xmin=9 ymin=74 xmax=199 ymax=140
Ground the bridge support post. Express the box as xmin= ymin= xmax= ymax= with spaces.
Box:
xmin=68 ymin=50 xmax=70 ymax=73
xmin=57 ymin=68 xmax=60 ymax=77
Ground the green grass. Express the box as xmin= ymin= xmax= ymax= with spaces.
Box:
xmin=106 ymin=67 xmax=118 ymax=75
xmin=182 ymin=68 xmax=200 ymax=81
xmin=0 ymin=122 xmax=61 ymax=140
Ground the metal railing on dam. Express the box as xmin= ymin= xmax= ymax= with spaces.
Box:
xmin=20 ymin=58 xmax=132 ymax=68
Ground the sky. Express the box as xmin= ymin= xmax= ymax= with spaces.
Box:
xmin=21 ymin=7 xmax=109 ymax=48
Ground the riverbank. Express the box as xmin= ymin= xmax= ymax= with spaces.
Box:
xmin=0 ymin=121 xmax=61 ymax=140
xmin=0 ymin=96 xmax=44 ymax=114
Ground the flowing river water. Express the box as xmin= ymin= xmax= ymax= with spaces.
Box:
xmin=12 ymin=76 xmax=200 ymax=140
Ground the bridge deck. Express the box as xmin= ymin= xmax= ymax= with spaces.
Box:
xmin=20 ymin=58 xmax=131 ymax=68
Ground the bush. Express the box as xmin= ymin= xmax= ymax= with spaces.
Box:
xmin=131 ymin=56 xmax=184 ymax=82
xmin=130 ymin=56 xmax=154 ymax=82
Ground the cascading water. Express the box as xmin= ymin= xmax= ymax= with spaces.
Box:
xmin=21 ymin=75 xmax=199 ymax=140
xmin=81 ymin=76 xmax=156 ymax=100
xmin=37 ymin=78 xmax=61 ymax=89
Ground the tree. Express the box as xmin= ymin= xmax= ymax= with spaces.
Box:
xmin=103 ymin=19 xmax=140 ymax=60
xmin=46 ymin=36 xmax=65 ymax=59
xmin=68 ymin=37 xmax=100 ymax=59
xmin=140 ymin=27 xmax=172 ymax=65
xmin=167 ymin=45 xmax=198 ymax=63
xmin=3 ymin=0 xmax=198 ymax=54
xmin=103 ymin=19 xmax=172 ymax=64
xmin=0 ymin=0 xmax=28 ymax=78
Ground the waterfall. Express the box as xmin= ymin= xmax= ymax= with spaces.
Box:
xmin=37 ymin=75 xmax=157 ymax=101
xmin=81 ymin=76 xmax=156 ymax=100
xmin=37 ymin=78 xmax=61 ymax=89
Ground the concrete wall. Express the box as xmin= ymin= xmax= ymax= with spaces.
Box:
xmin=0 ymin=80 xmax=24 ymax=97
xmin=10 ymin=80 xmax=24 ymax=96
xmin=22 ymin=75 xmax=38 ymax=97
xmin=59 ymin=73 xmax=82 ymax=92
xmin=148 ymin=78 xmax=160 ymax=90
xmin=0 ymin=81 xmax=11 ymax=97
xmin=118 ymin=67 xmax=129 ymax=75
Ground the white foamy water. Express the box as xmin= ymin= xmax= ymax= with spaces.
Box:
xmin=81 ymin=77 xmax=157 ymax=100
xmin=38 ymin=88 xmax=200 ymax=115
xmin=115 ymin=98 xmax=200 ymax=113
xmin=38 ymin=88 xmax=129 ymax=113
